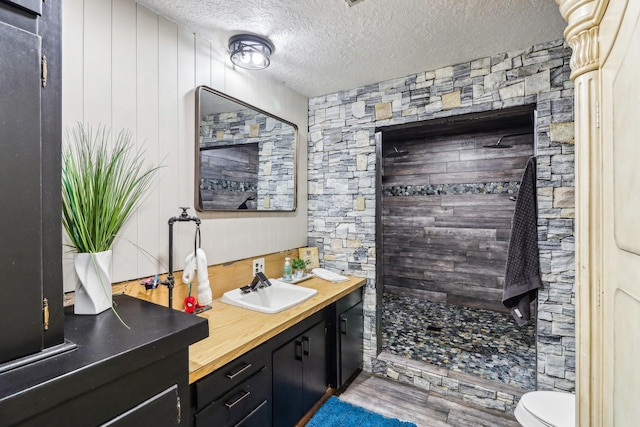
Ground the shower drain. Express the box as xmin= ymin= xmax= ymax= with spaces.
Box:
xmin=426 ymin=325 xmax=443 ymax=332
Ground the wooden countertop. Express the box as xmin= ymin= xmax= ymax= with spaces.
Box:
xmin=121 ymin=275 xmax=366 ymax=384
xmin=187 ymin=276 xmax=366 ymax=383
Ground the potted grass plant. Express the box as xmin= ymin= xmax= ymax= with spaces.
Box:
xmin=62 ymin=123 xmax=161 ymax=315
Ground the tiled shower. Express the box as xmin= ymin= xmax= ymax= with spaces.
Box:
xmin=378 ymin=117 xmax=537 ymax=390
xmin=308 ymin=38 xmax=575 ymax=411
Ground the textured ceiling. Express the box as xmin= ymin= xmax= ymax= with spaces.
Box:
xmin=137 ymin=0 xmax=567 ymax=98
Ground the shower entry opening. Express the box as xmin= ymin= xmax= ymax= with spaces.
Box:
xmin=375 ymin=105 xmax=538 ymax=391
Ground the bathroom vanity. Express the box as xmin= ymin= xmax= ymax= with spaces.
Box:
xmin=184 ymin=276 xmax=365 ymax=427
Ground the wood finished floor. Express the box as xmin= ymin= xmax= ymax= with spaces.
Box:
xmin=338 ymin=372 xmax=521 ymax=427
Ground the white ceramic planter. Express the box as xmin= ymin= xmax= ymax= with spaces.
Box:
xmin=74 ymin=250 xmax=113 ymax=315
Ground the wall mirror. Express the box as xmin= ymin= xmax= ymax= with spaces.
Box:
xmin=195 ymin=85 xmax=297 ymax=211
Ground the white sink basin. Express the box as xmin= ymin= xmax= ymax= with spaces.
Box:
xmin=220 ymin=279 xmax=318 ymax=314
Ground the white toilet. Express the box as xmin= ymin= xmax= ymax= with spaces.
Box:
xmin=514 ymin=391 xmax=575 ymax=427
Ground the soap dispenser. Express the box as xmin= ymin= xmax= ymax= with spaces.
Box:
xmin=282 ymin=257 xmax=292 ymax=281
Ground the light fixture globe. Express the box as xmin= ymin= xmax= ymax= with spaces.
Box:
xmin=229 ymin=34 xmax=274 ymax=70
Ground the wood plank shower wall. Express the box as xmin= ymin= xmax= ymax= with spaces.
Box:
xmin=381 ymin=128 xmax=534 ymax=312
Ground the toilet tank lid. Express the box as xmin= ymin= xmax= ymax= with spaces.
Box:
xmin=519 ymin=391 xmax=575 ymax=427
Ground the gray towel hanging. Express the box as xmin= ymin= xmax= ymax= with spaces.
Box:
xmin=502 ymin=156 xmax=542 ymax=326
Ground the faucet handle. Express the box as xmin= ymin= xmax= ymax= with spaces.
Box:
xmin=245 ymin=272 xmax=272 ymax=292
xmin=255 ymin=272 xmax=272 ymax=287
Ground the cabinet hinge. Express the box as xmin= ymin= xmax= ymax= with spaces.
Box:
xmin=176 ymin=395 xmax=181 ymax=424
xmin=43 ymin=298 xmax=50 ymax=331
xmin=41 ymin=55 xmax=48 ymax=88
xmin=596 ymin=277 xmax=601 ymax=307
xmin=595 ymin=101 xmax=600 ymax=129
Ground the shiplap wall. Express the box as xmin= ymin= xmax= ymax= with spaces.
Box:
xmin=61 ymin=0 xmax=308 ymax=290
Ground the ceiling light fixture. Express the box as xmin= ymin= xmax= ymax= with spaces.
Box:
xmin=229 ymin=34 xmax=274 ymax=70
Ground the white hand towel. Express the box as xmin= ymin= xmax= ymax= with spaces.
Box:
xmin=311 ymin=268 xmax=349 ymax=283
xmin=182 ymin=251 xmax=197 ymax=284
xmin=195 ymin=248 xmax=212 ymax=305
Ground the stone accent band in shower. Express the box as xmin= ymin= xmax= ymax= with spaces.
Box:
xmin=383 ymin=181 xmax=521 ymax=197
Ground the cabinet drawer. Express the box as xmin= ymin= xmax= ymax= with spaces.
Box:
xmin=234 ymin=399 xmax=270 ymax=427
xmin=194 ymin=367 xmax=270 ymax=427
xmin=101 ymin=385 xmax=179 ymax=427
xmin=194 ymin=342 xmax=269 ymax=409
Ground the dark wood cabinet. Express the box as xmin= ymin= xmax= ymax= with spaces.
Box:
xmin=272 ymin=314 xmax=327 ymax=427
xmin=328 ymin=287 xmax=364 ymax=389
xmin=193 ymin=342 xmax=272 ymax=427
xmin=338 ymin=300 xmax=363 ymax=387
xmin=0 ymin=0 xmax=64 ymax=365
xmin=0 ymin=296 xmax=208 ymax=427
xmin=190 ymin=288 xmax=364 ymax=427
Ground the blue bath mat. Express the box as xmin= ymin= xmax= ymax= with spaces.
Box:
xmin=307 ymin=396 xmax=416 ymax=427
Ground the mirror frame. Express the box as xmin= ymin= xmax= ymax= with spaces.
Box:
xmin=195 ymin=85 xmax=298 ymax=212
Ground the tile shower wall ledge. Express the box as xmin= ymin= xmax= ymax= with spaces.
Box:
xmin=375 ymin=352 xmax=525 ymax=414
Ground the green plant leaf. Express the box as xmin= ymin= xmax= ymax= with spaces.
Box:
xmin=292 ymin=258 xmax=306 ymax=269
xmin=62 ymin=123 xmax=163 ymax=254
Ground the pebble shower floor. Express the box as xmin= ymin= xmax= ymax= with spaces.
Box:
xmin=381 ymin=293 xmax=536 ymax=390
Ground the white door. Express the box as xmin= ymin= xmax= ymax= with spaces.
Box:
xmin=599 ymin=0 xmax=640 ymax=424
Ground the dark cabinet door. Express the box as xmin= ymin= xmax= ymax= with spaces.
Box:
xmin=272 ymin=319 xmax=327 ymax=427
xmin=339 ymin=301 xmax=363 ymax=386
xmin=0 ymin=0 xmax=63 ymax=365
xmin=273 ymin=336 xmax=304 ymax=427
xmin=327 ymin=288 xmax=363 ymax=390
xmin=301 ymin=320 xmax=327 ymax=411
xmin=0 ymin=9 xmax=44 ymax=365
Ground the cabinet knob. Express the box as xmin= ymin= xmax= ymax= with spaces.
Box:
xmin=176 ymin=395 xmax=181 ymax=424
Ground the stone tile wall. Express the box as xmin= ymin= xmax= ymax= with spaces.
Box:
xmin=307 ymin=39 xmax=575 ymax=403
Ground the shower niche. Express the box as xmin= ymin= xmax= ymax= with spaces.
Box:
xmin=376 ymin=104 xmax=538 ymax=390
